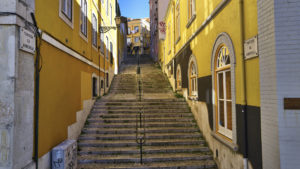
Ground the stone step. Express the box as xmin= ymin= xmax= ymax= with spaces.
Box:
xmin=91 ymin=109 xmax=190 ymax=114
xmin=84 ymin=122 xmax=197 ymax=129
xmin=79 ymin=132 xmax=202 ymax=141
xmin=87 ymin=117 xmax=195 ymax=123
xmin=81 ymin=127 xmax=199 ymax=134
xmin=93 ymin=105 xmax=189 ymax=110
xmin=78 ymin=153 xmax=213 ymax=164
xmin=92 ymin=113 xmax=193 ymax=119
xmin=78 ymin=138 xmax=205 ymax=148
xmin=95 ymin=101 xmax=187 ymax=105
xmin=77 ymin=160 xmax=216 ymax=169
xmin=78 ymin=145 xmax=210 ymax=155
xmin=99 ymin=98 xmax=185 ymax=102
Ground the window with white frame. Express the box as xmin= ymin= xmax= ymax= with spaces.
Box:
xmin=110 ymin=4 xmax=112 ymax=25
xmin=135 ymin=37 xmax=139 ymax=43
xmin=106 ymin=0 xmax=109 ymax=16
xmin=188 ymin=0 xmax=196 ymax=20
xmin=62 ymin=0 xmax=72 ymax=20
xmin=100 ymin=32 xmax=104 ymax=53
xmin=127 ymin=38 xmax=131 ymax=43
xmin=189 ymin=60 xmax=197 ymax=97
xmin=128 ymin=27 xmax=131 ymax=34
xmin=106 ymin=36 xmax=109 ymax=59
xmin=134 ymin=26 xmax=139 ymax=33
xmin=215 ymin=45 xmax=232 ymax=139
xmin=92 ymin=13 xmax=97 ymax=47
xmin=175 ymin=0 xmax=180 ymax=40
xmin=80 ymin=0 xmax=87 ymax=36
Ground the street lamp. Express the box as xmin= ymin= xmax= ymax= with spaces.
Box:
xmin=99 ymin=16 xmax=124 ymax=33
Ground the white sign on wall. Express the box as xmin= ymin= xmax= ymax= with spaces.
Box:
xmin=20 ymin=28 xmax=36 ymax=54
xmin=244 ymin=35 xmax=258 ymax=60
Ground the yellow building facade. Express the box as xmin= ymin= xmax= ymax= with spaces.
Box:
xmin=127 ymin=18 xmax=150 ymax=55
xmin=35 ymin=0 xmax=120 ymax=162
xmin=160 ymin=0 xmax=261 ymax=169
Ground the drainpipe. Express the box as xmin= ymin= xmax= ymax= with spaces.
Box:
xmin=239 ymin=0 xmax=248 ymax=169
xmin=31 ymin=13 xmax=40 ymax=169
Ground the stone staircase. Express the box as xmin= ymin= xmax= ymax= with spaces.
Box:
xmin=77 ymin=55 xmax=217 ymax=169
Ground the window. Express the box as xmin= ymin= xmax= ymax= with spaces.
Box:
xmin=101 ymin=80 xmax=104 ymax=88
xmin=80 ymin=0 xmax=87 ymax=36
xmin=128 ymin=27 xmax=131 ymax=34
xmin=175 ymin=0 xmax=180 ymax=40
xmin=106 ymin=0 xmax=109 ymax=16
xmin=134 ymin=26 xmax=139 ymax=33
xmin=168 ymin=22 xmax=171 ymax=52
xmin=176 ymin=66 xmax=182 ymax=90
xmin=188 ymin=0 xmax=196 ymax=20
xmin=215 ymin=45 xmax=232 ymax=138
xmin=110 ymin=42 xmax=113 ymax=64
xmin=92 ymin=13 xmax=97 ymax=47
xmin=62 ymin=0 xmax=72 ymax=20
xmin=189 ymin=60 xmax=197 ymax=97
xmin=127 ymin=38 xmax=131 ymax=43
xmin=100 ymin=32 xmax=104 ymax=53
xmin=110 ymin=4 xmax=112 ymax=25
xmin=106 ymin=36 xmax=109 ymax=59
xmin=135 ymin=37 xmax=139 ymax=43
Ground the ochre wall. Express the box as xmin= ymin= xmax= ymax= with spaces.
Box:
xmin=38 ymin=41 xmax=100 ymax=157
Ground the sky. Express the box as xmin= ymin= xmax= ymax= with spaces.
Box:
xmin=118 ymin=0 xmax=149 ymax=19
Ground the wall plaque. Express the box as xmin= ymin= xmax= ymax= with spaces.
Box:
xmin=20 ymin=28 xmax=36 ymax=54
xmin=244 ymin=36 xmax=258 ymax=60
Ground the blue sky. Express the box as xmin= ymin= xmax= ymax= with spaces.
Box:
xmin=118 ymin=0 xmax=149 ymax=19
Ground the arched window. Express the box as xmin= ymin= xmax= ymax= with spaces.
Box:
xmin=188 ymin=57 xmax=198 ymax=98
xmin=215 ymin=45 xmax=232 ymax=138
xmin=176 ymin=65 xmax=182 ymax=90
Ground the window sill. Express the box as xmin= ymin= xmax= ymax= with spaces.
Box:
xmin=92 ymin=44 xmax=98 ymax=51
xmin=175 ymin=36 xmax=181 ymax=45
xmin=80 ymin=32 xmax=88 ymax=43
xmin=59 ymin=11 xmax=74 ymax=29
xmin=186 ymin=14 xmax=196 ymax=28
xmin=211 ymin=131 xmax=238 ymax=151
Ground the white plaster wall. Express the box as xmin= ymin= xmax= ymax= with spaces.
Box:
xmin=273 ymin=0 xmax=300 ymax=168
xmin=257 ymin=0 xmax=281 ymax=168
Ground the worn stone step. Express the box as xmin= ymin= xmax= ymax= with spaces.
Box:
xmin=87 ymin=117 xmax=195 ymax=123
xmin=77 ymin=159 xmax=216 ymax=169
xmin=91 ymin=109 xmax=190 ymax=114
xmin=95 ymin=102 xmax=187 ymax=106
xmin=79 ymin=132 xmax=202 ymax=141
xmin=99 ymin=98 xmax=185 ymax=102
xmin=81 ymin=127 xmax=199 ymax=134
xmin=92 ymin=113 xmax=193 ymax=119
xmin=78 ymin=145 xmax=210 ymax=155
xmin=84 ymin=122 xmax=196 ymax=128
xmin=93 ymin=105 xmax=189 ymax=110
xmin=78 ymin=153 xmax=213 ymax=164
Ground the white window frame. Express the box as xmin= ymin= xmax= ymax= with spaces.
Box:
xmin=188 ymin=55 xmax=198 ymax=99
xmin=135 ymin=37 xmax=139 ymax=43
xmin=106 ymin=36 xmax=109 ymax=59
xmin=188 ymin=0 xmax=196 ymax=20
xmin=100 ymin=30 xmax=104 ymax=53
xmin=80 ymin=0 xmax=88 ymax=42
xmin=211 ymin=33 xmax=237 ymax=143
xmin=92 ymin=12 xmax=98 ymax=48
xmin=59 ymin=0 xmax=74 ymax=28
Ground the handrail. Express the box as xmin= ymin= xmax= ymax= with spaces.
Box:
xmin=135 ymin=53 xmax=146 ymax=164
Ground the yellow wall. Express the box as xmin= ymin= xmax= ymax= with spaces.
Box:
xmin=161 ymin=0 xmax=260 ymax=107
xmin=35 ymin=0 xmax=117 ymax=156
xmin=38 ymin=42 xmax=100 ymax=156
